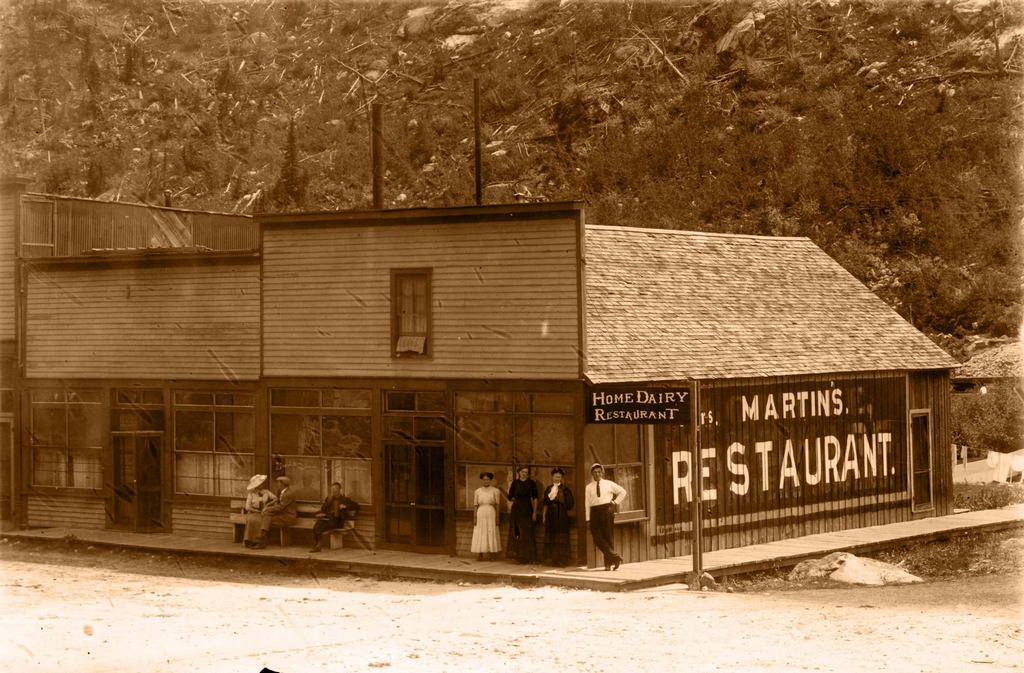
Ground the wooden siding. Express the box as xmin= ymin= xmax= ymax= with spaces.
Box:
xmin=24 ymin=262 xmax=260 ymax=380
xmin=909 ymin=369 xmax=953 ymax=516
xmin=172 ymin=502 xmax=235 ymax=538
xmin=27 ymin=492 xmax=106 ymax=528
xmin=612 ymin=371 xmax=938 ymax=564
xmin=0 ymin=189 xmax=17 ymax=340
xmin=262 ymin=219 xmax=580 ymax=379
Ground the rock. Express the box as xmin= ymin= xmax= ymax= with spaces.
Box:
xmin=443 ymin=34 xmax=478 ymax=50
xmin=789 ymin=552 xmax=923 ymax=585
xmin=398 ymin=7 xmax=437 ymax=39
xmin=716 ymin=11 xmax=765 ymax=55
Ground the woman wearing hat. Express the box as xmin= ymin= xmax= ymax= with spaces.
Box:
xmin=541 ymin=467 xmax=574 ymax=567
xmin=470 ymin=472 xmax=502 ymax=561
xmin=241 ymin=475 xmax=277 ymax=548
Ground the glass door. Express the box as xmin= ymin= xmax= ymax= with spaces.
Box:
xmin=382 ymin=391 xmax=448 ymax=551
xmin=910 ymin=412 xmax=933 ymax=510
xmin=110 ymin=389 xmax=165 ymax=532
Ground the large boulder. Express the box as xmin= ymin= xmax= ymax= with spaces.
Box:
xmin=788 ymin=552 xmax=923 ymax=586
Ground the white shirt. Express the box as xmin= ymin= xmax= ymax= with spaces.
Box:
xmin=584 ymin=478 xmax=626 ymax=521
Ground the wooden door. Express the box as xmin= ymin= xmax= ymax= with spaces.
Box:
xmin=383 ymin=439 xmax=446 ymax=550
xmin=111 ymin=433 xmax=164 ymax=531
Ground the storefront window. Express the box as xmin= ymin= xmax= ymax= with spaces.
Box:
xmin=584 ymin=424 xmax=645 ymax=516
xmin=270 ymin=388 xmax=372 ymax=504
xmin=454 ymin=391 xmax=574 ymax=509
xmin=29 ymin=389 xmax=103 ymax=488
xmin=173 ymin=391 xmax=255 ymax=497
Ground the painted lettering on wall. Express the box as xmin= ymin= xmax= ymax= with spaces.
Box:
xmin=586 ymin=385 xmax=691 ymax=424
xmin=661 ymin=375 xmax=908 ymax=514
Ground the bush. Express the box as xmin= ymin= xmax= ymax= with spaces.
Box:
xmin=953 ymin=482 xmax=1024 ymax=511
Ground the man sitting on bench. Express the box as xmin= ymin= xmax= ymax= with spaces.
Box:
xmin=252 ymin=475 xmax=298 ymax=549
xmin=310 ymin=481 xmax=359 ymax=553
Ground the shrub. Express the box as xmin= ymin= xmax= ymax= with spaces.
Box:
xmin=953 ymin=483 xmax=1024 ymax=511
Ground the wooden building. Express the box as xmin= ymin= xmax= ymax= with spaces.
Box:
xmin=10 ymin=198 xmax=957 ymax=567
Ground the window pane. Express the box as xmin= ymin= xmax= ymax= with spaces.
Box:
xmin=70 ymin=390 xmax=102 ymax=404
xmin=583 ymin=424 xmax=614 ymax=466
xmin=70 ymin=448 xmax=102 ymax=489
xmin=385 ymin=417 xmax=415 ymax=442
xmin=323 ymin=416 xmax=371 ymax=458
xmin=216 ymin=412 xmax=255 ymax=452
xmin=33 ymin=447 xmax=67 ymax=486
xmin=271 ymin=414 xmax=321 ymax=455
xmin=417 ymin=392 xmax=445 ymax=412
xmin=614 ymin=425 xmax=642 ymax=464
xmin=386 ymin=391 xmax=416 ymax=412
xmin=176 ymin=452 xmax=214 ymax=495
xmin=176 ymin=410 xmax=214 ymax=452
xmin=271 ymin=389 xmax=320 ymax=408
xmin=415 ymin=416 xmax=446 ymax=441
xmin=176 ymin=392 xmax=214 ymax=405
xmin=328 ymin=457 xmax=372 ymax=504
xmin=214 ymin=392 xmax=255 ymax=406
xmin=283 ymin=457 xmax=323 ymax=502
xmin=32 ymin=390 xmax=64 ymax=403
xmin=323 ymin=389 xmax=371 ymax=410
xmin=523 ymin=416 xmax=574 ymax=466
xmin=606 ymin=464 xmax=642 ymax=513
xmin=456 ymin=414 xmax=514 ymax=463
xmin=32 ymin=406 xmax=66 ymax=446
xmin=142 ymin=390 xmax=164 ymax=405
xmin=215 ymin=453 xmax=253 ymax=498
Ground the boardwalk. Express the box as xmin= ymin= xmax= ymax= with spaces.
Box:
xmin=4 ymin=505 xmax=1022 ymax=591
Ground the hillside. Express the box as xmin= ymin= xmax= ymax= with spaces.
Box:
xmin=0 ymin=0 xmax=1021 ymax=354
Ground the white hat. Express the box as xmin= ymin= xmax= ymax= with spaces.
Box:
xmin=246 ymin=474 xmax=267 ymax=491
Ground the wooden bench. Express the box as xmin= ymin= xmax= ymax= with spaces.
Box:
xmin=229 ymin=500 xmax=357 ymax=549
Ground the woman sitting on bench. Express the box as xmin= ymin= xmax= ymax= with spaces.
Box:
xmin=241 ymin=474 xmax=277 ymax=549
xmin=310 ymin=481 xmax=359 ymax=553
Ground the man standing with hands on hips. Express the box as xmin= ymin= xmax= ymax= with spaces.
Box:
xmin=585 ymin=463 xmax=626 ymax=570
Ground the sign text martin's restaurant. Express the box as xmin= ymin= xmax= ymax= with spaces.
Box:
xmin=642 ymin=372 xmax=928 ymax=556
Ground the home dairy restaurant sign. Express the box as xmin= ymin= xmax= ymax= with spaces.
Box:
xmin=586 ymin=385 xmax=691 ymax=423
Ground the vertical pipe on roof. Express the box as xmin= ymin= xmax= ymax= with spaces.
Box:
xmin=473 ymin=78 xmax=482 ymax=206
xmin=371 ymin=102 xmax=384 ymax=209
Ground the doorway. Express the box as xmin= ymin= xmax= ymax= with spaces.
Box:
xmin=112 ymin=434 xmax=164 ymax=531
xmin=382 ymin=391 xmax=448 ymax=551
xmin=910 ymin=411 xmax=933 ymax=511
xmin=110 ymin=389 xmax=165 ymax=532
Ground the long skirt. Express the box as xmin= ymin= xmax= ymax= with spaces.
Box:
xmin=544 ymin=505 xmax=572 ymax=566
xmin=470 ymin=504 xmax=501 ymax=553
xmin=506 ymin=500 xmax=536 ymax=561
xmin=243 ymin=512 xmax=263 ymax=543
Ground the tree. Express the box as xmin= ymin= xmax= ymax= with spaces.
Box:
xmin=270 ymin=118 xmax=306 ymax=208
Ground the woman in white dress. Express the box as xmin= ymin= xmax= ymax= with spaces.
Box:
xmin=471 ymin=472 xmax=502 ymax=561
xmin=241 ymin=474 xmax=277 ymax=548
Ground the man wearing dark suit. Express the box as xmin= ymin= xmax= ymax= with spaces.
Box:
xmin=253 ymin=475 xmax=298 ymax=549
xmin=310 ymin=481 xmax=359 ymax=553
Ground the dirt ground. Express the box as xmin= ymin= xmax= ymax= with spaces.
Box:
xmin=0 ymin=539 xmax=1021 ymax=673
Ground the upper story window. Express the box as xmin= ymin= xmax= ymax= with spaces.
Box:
xmin=391 ymin=269 xmax=431 ymax=357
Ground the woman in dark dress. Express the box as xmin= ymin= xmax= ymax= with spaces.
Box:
xmin=506 ymin=466 xmax=538 ymax=563
xmin=541 ymin=467 xmax=574 ymax=566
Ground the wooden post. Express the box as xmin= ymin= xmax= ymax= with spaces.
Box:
xmin=473 ymin=78 xmax=482 ymax=206
xmin=690 ymin=381 xmax=703 ymax=588
xmin=371 ymin=102 xmax=383 ymax=209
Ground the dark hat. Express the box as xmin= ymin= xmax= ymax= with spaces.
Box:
xmin=590 ymin=463 xmax=603 ymax=472
xmin=551 ymin=467 xmax=565 ymax=476
xmin=479 ymin=471 xmax=494 ymax=480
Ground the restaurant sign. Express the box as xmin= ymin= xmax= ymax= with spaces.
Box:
xmin=586 ymin=385 xmax=691 ymax=424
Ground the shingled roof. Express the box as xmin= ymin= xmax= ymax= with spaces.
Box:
xmin=584 ymin=225 xmax=956 ymax=383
